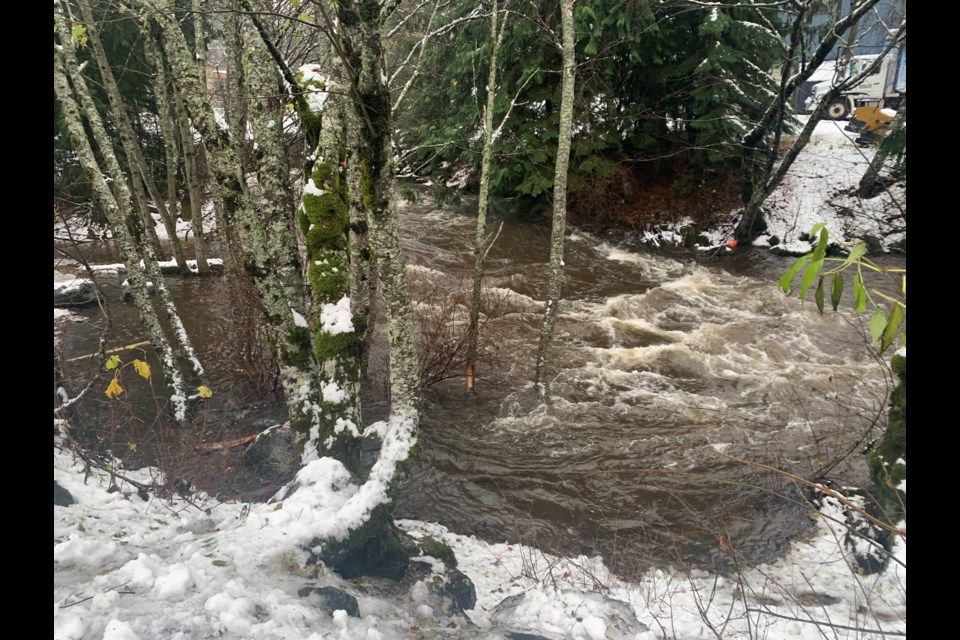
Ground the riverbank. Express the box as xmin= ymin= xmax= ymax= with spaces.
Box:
xmin=619 ymin=117 xmax=905 ymax=256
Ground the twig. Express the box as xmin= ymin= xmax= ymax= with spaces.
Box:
xmin=745 ymin=608 xmax=905 ymax=636
xmin=713 ymin=449 xmax=905 ymax=539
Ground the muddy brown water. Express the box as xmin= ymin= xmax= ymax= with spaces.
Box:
xmin=55 ymin=200 xmax=903 ymax=572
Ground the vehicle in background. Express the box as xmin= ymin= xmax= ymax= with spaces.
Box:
xmin=806 ymin=48 xmax=906 ymax=120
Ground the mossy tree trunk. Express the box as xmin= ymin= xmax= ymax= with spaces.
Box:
xmin=868 ymin=354 xmax=906 ymax=523
xmin=55 ymin=7 xmax=195 ymax=423
xmin=276 ymin=0 xmax=422 ymax=579
xmin=185 ymin=0 xmax=211 ymax=273
xmin=142 ymin=0 xmax=323 ymax=439
xmin=76 ymin=0 xmax=190 ymax=275
xmin=294 ymin=69 xmax=364 ymax=472
xmin=242 ymin=20 xmax=306 ymax=316
xmin=535 ymin=0 xmax=575 ymax=403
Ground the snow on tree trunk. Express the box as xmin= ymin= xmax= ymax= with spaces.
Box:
xmin=535 ymin=0 xmax=575 ymax=404
xmin=54 ymin=14 xmax=192 ymax=423
xmin=293 ymin=64 xmax=363 ymax=473
xmin=142 ymin=0 xmax=322 ymax=438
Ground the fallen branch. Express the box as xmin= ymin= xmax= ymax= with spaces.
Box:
xmin=67 ymin=341 xmax=151 ymax=362
xmin=194 ymin=433 xmax=258 ymax=454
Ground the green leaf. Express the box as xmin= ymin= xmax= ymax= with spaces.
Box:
xmin=71 ymin=24 xmax=88 ymax=49
xmin=105 ymin=355 xmax=121 ymax=370
xmin=853 ymin=272 xmax=867 ymax=313
xmin=584 ymin=38 xmax=599 ymax=56
xmin=869 ymin=309 xmax=886 ymax=345
xmin=830 ymin=273 xmax=844 ymax=311
xmin=132 ymin=359 xmax=151 ymax=380
xmin=810 ymin=228 xmax=829 ymax=262
xmin=779 ymin=255 xmax=809 ymax=293
xmin=880 ymin=303 xmax=904 ymax=352
xmin=837 ymin=241 xmax=867 ymax=271
xmin=814 ymin=277 xmax=825 ymax=315
xmin=799 ymin=256 xmax=823 ymax=302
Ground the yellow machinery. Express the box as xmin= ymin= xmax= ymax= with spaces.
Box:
xmin=845 ymin=101 xmax=896 ymax=145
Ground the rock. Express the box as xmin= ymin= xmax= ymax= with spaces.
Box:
xmin=443 ymin=568 xmax=476 ymax=612
xmin=54 ymin=481 xmax=74 ymax=507
xmin=795 ymin=592 xmax=842 ymax=606
xmin=297 ymin=585 xmax=360 ymax=618
xmin=318 ymin=506 xmax=409 ymax=580
xmin=417 ymin=536 xmax=458 ymax=568
xmin=121 ymin=279 xmax=156 ymax=302
xmin=505 ymin=632 xmax=555 ymax=640
xmin=244 ymin=425 xmax=298 ymax=480
xmin=53 ymin=276 xmax=99 ymax=308
xmin=679 ymin=224 xmax=709 ymax=249
xmin=492 ymin=592 xmax=647 ymax=640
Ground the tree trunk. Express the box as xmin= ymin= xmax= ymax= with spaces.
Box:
xmin=142 ymin=0 xmax=325 ymax=440
xmin=55 ymin=7 xmax=193 ymax=423
xmin=186 ymin=0 xmax=211 ymax=273
xmin=465 ymin=0 xmax=505 ymax=394
xmin=535 ymin=0 xmax=575 ymax=404
xmin=77 ymin=0 xmax=190 ymax=275
xmin=859 ymin=95 xmax=906 ymax=198
xmin=242 ymin=21 xmax=306 ymax=317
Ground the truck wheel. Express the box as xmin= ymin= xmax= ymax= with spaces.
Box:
xmin=826 ymin=98 xmax=850 ymax=120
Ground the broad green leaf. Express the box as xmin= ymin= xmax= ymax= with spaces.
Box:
xmin=835 ymin=241 xmax=867 ymax=271
xmin=779 ymin=255 xmax=809 ymax=293
xmin=810 ymin=228 xmax=829 ymax=262
xmin=105 ymin=355 xmax=121 ymax=370
xmin=799 ymin=257 xmax=823 ymax=302
xmin=869 ymin=309 xmax=886 ymax=345
xmin=880 ymin=303 xmax=904 ymax=352
xmin=198 ymin=385 xmax=213 ymax=399
xmin=105 ymin=378 xmax=124 ymax=398
xmin=853 ymin=272 xmax=867 ymax=313
xmin=809 ymin=222 xmax=826 ymax=239
xmin=830 ymin=273 xmax=844 ymax=311
xmin=71 ymin=24 xmax=88 ymax=49
xmin=814 ymin=276 xmax=825 ymax=315
xmin=132 ymin=359 xmax=151 ymax=380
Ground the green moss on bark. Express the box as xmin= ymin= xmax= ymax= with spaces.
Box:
xmin=318 ymin=503 xmax=408 ymax=579
xmin=868 ymin=354 xmax=906 ymax=521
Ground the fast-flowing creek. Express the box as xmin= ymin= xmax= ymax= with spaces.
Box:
xmin=55 ymin=199 xmax=901 ymax=573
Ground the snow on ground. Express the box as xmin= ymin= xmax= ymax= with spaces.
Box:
xmin=55 ymin=444 xmax=905 ymax=640
xmin=54 ymin=117 xmax=906 ymax=640
xmin=648 ymin=117 xmax=904 ymax=254
xmin=756 ymin=117 xmax=905 ymax=253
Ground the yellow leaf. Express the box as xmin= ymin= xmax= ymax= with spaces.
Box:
xmin=105 ymin=378 xmax=124 ymax=398
xmin=105 ymin=355 xmax=121 ymax=370
xmin=133 ymin=359 xmax=151 ymax=380
xmin=197 ymin=385 xmax=213 ymax=399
